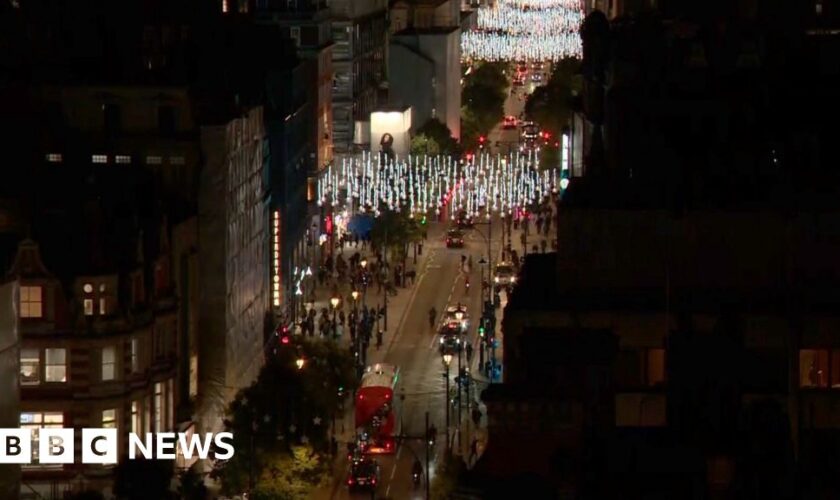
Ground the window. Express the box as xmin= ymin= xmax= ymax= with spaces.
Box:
xmin=170 ymin=156 xmax=185 ymax=165
xmin=99 ymin=297 xmax=107 ymax=315
xmin=222 ymin=0 xmax=229 ymax=13
xmin=84 ymin=299 xmax=94 ymax=316
xmin=799 ymin=349 xmax=840 ymax=388
xmin=158 ymin=106 xmax=175 ymax=136
xmin=92 ymin=154 xmax=108 ymax=164
xmin=647 ymin=348 xmax=666 ymax=386
xmin=20 ymin=286 xmax=43 ymax=318
xmin=189 ymin=354 xmax=198 ymax=397
xmin=166 ymin=379 xmax=173 ymax=430
xmin=102 ymin=409 xmax=117 ymax=428
xmin=45 ymin=348 xmax=66 ymax=382
xmin=20 ymin=412 xmax=63 ymax=466
xmin=103 ymin=103 xmax=122 ymax=135
xmin=145 ymin=395 xmax=152 ymax=434
xmin=146 ymin=156 xmax=162 ymax=165
xmin=131 ymin=401 xmax=140 ymax=433
xmin=115 ymin=155 xmax=131 ymax=164
xmin=154 ymin=382 xmax=163 ymax=431
xmin=45 ymin=153 xmax=63 ymax=163
xmin=83 ymin=282 xmax=94 ymax=316
xmin=20 ymin=348 xmax=40 ymax=385
xmin=130 ymin=338 xmax=139 ymax=373
xmin=101 ymin=346 xmax=116 ymax=381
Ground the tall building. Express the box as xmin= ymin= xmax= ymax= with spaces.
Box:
xmin=329 ymin=0 xmax=389 ymax=152
xmin=255 ymin=0 xmax=335 ymax=177
xmin=196 ymin=24 xmax=316 ymax=434
xmin=388 ymin=0 xmax=462 ymax=139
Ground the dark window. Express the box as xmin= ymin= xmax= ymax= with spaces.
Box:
xmin=103 ymin=104 xmax=122 ymax=135
xmin=158 ymin=106 xmax=176 ymax=136
xmin=302 ymin=26 xmax=319 ymax=46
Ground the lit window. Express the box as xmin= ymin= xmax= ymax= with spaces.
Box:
xmin=99 ymin=283 xmax=106 ymax=293
xmin=45 ymin=153 xmax=63 ymax=163
xmin=800 ymin=349 xmax=840 ymax=388
xmin=222 ymin=0 xmax=229 ymax=13
xmin=115 ymin=155 xmax=131 ymax=164
xmin=154 ymin=382 xmax=163 ymax=431
xmin=84 ymin=299 xmax=94 ymax=316
xmin=20 ymin=286 xmax=43 ymax=318
xmin=102 ymin=346 xmax=116 ymax=381
xmin=102 ymin=409 xmax=117 ymax=428
xmin=130 ymin=338 xmax=139 ymax=373
xmin=45 ymin=348 xmax=66 ymax=382
xmin=99 ymin=297 xmax=107 ymax=315
xmin=170 ymin=156 xmax=185 ymax=165
xmin=83 ymin=283 xmax=93 ymax=293
xmin=92 ymin=154 xmax=108 ymax=164
xmin=131 ymin=401 xmax=140 ymax=433
xmin=20 ymin=412 xmax=63 ymax=466
xmin=647 ymin=348 xmax=666 ymax=386
xmin=189 ymin=354 xmax=198 ymax=397
xmin=20 ymin=348 xmax=40 ymax=385
xmin=146 ymin=156 xmax=162 ymax=165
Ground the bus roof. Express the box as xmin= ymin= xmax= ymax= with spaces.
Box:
xmin=360 ymin=363 xmax=399 ymax=390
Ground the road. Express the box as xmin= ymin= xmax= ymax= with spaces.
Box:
xmin=315 ymin=213 xmax=505 ymax=500
xmin=314 ymin=62 xmax=555 ymax=500
xmin=486 ymin=63 xmax=552 ymax=156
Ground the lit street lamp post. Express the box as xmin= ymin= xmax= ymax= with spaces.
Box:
xmin=442 ymin=353 xmax=452 ymax=456
xmin=330 ymin=296 xmax=340 ymax=340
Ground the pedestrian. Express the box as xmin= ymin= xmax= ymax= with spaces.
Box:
xmin=331 ymin=436 xmax=339 ymax=458
xmin=376 ymin=330 xmax=383 ymax=350
xmin=339 ymin=310 xmax=346 ymax=326
xmin=472 ymin=407 xmax=482 ymax=426
xmin=540 ymin=239 xmax=547 ymax=253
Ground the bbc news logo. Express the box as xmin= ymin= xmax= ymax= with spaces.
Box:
xmin=0 ymin=429 xmax=234 ymax=464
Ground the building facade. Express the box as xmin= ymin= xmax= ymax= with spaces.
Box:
xmin=329 ymin=0 xmax=389 ymax=151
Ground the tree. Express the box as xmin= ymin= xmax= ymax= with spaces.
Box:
xmin=212 ymin=339 xmax=357 ymax=497
xmin=461 ymin=62 xmax=509 ymax=150
xmin=524 ymin=58 xmax=581 ymax=151
xmin=411 ymin=134 xmax=441 ymax=156
xmin=252 ymin=445 xmax=330 ymax=500
xmin=113 ymin=458 xmax=175 ymax=500
xmin=178 ymin=464 xmax=208 ymax=500
xmin=415 ymin=118 xmax=458 ymax=155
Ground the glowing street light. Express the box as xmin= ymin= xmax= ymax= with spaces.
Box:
xmin=296 ymin=357 xmax=305 ymax=370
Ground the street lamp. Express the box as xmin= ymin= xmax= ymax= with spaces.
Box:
xmin=296 ymin=357 xmax=305 ymax=370
xmin=330 ymin=296 xmax=340 ymax=340
xmin=442 ymin=353 xmax=452 ymax=455
xmin=360 ymin=259 xmax=368 ymax=306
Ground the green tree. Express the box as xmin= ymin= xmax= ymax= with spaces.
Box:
xmin=212 ymin=339 xmax=357 ymax=497
xmin=461 ymin=61 xmax=510 ymax=150
xmin=415 ymin=118 xmax=458 ymax=155
xmin=252 ymin=445 xmax=330 ymax=500
xmin=178 ymin=464 xmax=208 ymax=500
xmin=411 ymin=134 xmax=441 ymax=156
xmin=524 ymin=57 xmax=582 ymax=162
xmin=113 ymin=458 xmax=175 ymax=500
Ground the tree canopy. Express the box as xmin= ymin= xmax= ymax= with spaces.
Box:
xmin=212 ymin=339 xmax=357 ymax=498
xmin=461 ymin=62 xmax=510 ymax=150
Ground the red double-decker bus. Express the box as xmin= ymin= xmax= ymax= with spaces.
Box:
xmin=355 ymin=363 xmax=400 ymax=454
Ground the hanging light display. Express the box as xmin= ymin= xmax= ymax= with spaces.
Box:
xmin=461 ymin=0 xmax=584 ymax=62
xmin=317 ymin=151 xmax=558 ymax=219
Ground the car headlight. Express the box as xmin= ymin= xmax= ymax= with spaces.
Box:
xmin=439 ymin=337 xmax=444 ymax=344
xmin=494 ymin=276 xmax=500 ymax=283
xmin=510 ymin=276 xmax=516 ymax=283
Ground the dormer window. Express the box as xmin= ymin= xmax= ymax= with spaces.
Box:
xmin=20 ymin=286 xmax=43 ymax=319
xmin=99 ymin=283 xmax=108 ymax=315
xmin=83 ymin=282 xmax=94 ymax=316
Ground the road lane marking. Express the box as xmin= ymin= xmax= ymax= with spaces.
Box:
xmin=386 ymin=485 xmax=391 ymax=497
xmin=428 ymin=334 xmax=438 ymax=350
xmin=390 ymin=463 xmax=397 ymax=480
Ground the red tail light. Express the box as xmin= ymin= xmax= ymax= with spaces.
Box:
xmin=372 ymin=478 xmax=377 ymax=485
xmin=347 ymin=478 xmax=354 ymax=485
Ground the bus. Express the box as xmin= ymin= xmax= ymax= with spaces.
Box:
xmin=355 ymin=363 xmax=400 ymax=454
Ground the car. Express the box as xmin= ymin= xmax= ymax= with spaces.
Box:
xmin=455 ymin=210 xmax=474 ymax=229
xmin=493 ymin=262 xmax=517 ymax=287
xmin=502 ymin=115 xmax=517 ymax=130
xmin=443 ymin=304 xmax=469 ymax=332
xmin=446 ymin=229 xmax=464 ymax=248
xmin=522 ymin=125 xmax=539 ymax=140
xmin=513 ymin=77 xmax=525 ymax=86
xmin=531 ymin=73 xmax=543 ymax=83
xmin=438 ymin=331 xmax=462 ymax=355
xmin=532 ymin=61 xmax=544 ymax=71
xmin=347 ymin=457 xmax=380 ymax=491
xmin=517 ymin=64 xmax=528 ymax=74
